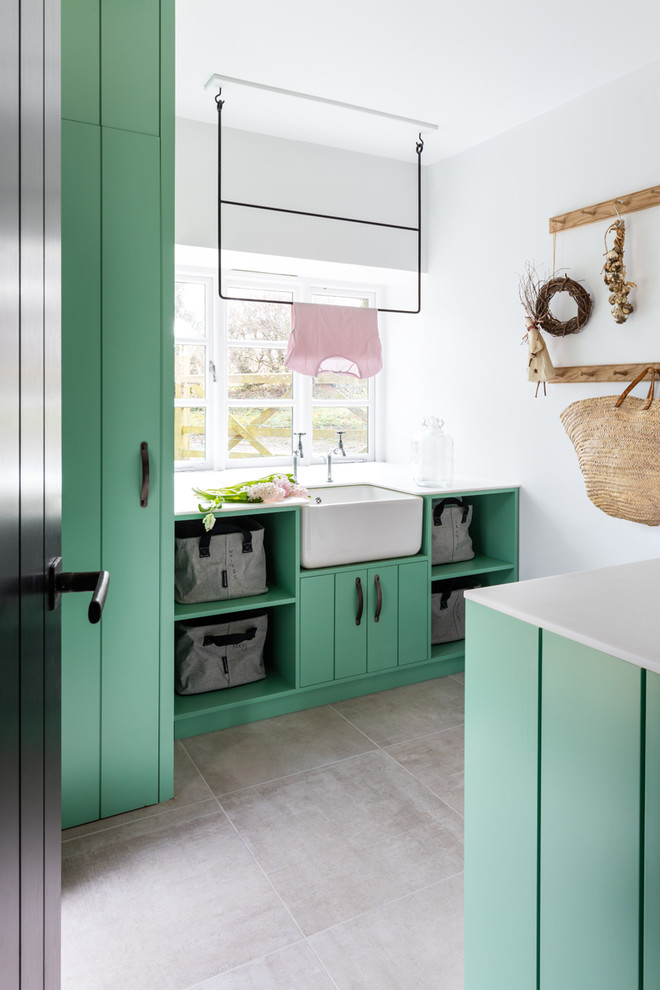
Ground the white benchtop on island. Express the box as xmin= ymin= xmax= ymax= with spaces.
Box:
xmin=174 ymin=462 xmax=518 ymax=516
xmin=465 ymin=558 xmax=660 ymax=674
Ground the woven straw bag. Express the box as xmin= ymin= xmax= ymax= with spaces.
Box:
xmin=560 ymin=366 xmax=660 ymax=526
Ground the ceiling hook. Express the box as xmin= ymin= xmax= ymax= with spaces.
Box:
xmin=613 ymin=199 xmax=624 ymax=222
xmin=215 ymin=87 xmax=225 ymax=111
xmin=416 ymin=131 xmax=424 ymax=155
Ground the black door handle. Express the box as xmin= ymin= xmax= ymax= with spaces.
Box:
xmin=374 ymin=574 xmax=382 ymax=622
xmin=140 ymin=441 xmax=150 ymax=507
xmin=48 ymin=556 xmax=110 ymax=624
xmin=355 ymin=576 xmax=363 ymax=625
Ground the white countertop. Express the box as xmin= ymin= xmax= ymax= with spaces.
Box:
xmin=465 ymin=558 xmax=660 ymax=674
xmin=174 ymin=462 xmax=518 ymax=516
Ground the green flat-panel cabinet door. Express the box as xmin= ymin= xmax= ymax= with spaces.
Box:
xmin=645 ymin=670 xmax=660 ymax=987
xmin=61 ymin=0 xmax=100 ymax=124
xmin=61 ymin=119 xmax=102 ymax=827
xmin=335 ymin=569 xmax=367 ymax=678
xmin=464 ymin=604 xmax=539 ymax=990
xmin=397 ymin=559 xmax=429 ymax=665
xmin=540 ymin=632 xmax=641 ymax=990
xmin=300 ymin=575 xmax=335 ymax=686
xmin=101 ymin=0 xmax=161 ymax=135
xmin=100 ymin=127 xmax=162 ymax=817
xmin=366 ymin=565 xmax=397 ymax=672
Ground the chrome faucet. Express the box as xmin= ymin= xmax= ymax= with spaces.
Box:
xmin=292 ymin=432 xmax=305 ymax=482
xmin=326 ymin=451 xmax=333 ymax=483
xmin=334 ymin=431 xmax=346 ymax=456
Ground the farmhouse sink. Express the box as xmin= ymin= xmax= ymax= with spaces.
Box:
xmin=300 ymin=485 xmax=423 ymax=568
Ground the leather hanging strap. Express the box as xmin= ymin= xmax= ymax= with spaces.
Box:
xmin=615 ymin=366 xmax=657 ymax=411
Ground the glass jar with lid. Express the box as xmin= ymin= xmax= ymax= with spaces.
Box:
xmin=411 ymin=417 xmax=454 ymax=488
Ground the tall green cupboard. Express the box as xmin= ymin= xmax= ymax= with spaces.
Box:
xmin=60 ymin=0 xmax=174 ymax=827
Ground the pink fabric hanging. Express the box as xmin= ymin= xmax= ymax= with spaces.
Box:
xmin=284 ymin=302 xmax=383 ymax=379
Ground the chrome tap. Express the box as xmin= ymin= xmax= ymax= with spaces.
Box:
xmin=292 ymin=432 xmax=305 ymax=482
xmin=334 ymin=431 xmax=346 ymax=456
xmin=326 ymin=452 xmax=333 ymax=483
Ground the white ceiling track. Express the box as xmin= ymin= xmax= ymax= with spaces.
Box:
xmin=203 ymin=73 xmax=439 ymax=133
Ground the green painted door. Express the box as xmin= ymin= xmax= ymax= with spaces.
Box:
xmin=397 ymin=559 xmax=429 ymax=665
xmin=99 ymin=127 xmax=163 ymax=817
xmin=299 ymin=575 xmax=335 ymax=686
xmin=464 ymin=603 xmax=539 ymax=990
xmin=366 ymin=565 xmax=398 ymax=671
xmin=335 ymin=569 xmax=368 ymax=678
xmin=540 ymin=632 xmax=641 ymax=990
xmin=645 ymin=670 xmax=660 ymax=988
xmin=60 ymin=119 xmax=102 ymax=828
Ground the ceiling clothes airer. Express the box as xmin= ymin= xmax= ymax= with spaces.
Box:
xmin=213 ymin=90 xmax=424 ymax=316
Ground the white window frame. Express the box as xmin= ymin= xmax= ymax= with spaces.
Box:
xmin=174 ymin=266 xmax=383 ymax=471
xmin=174 ymin=269 xmax=217 ymax=471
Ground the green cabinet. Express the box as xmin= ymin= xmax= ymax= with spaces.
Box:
xmin=464 ymin=604 xmax=539 ymax=990
xmin=300 ymin=559 xmax=426 ymax=687
xmin=645 ymin=671 xmax=660 ymax=988
xmin=540 ymin=633 xmax=641 ymax=990
xmin=60 ymin=0 xmax=174 ymax=827
xmin=173 ymin=487 xmax=518 ymax=739
xmin=465 ymin=607 xmax=655 ymax=990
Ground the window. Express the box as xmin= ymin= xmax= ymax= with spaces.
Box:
xmin=174 ymin=269 xmax=380 ymax=470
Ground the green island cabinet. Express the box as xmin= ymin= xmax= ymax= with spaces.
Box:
xmin=173 ymin=486 xmax=518 ymax=740
xmin=60 ymin=0 xmax=174 ymax=827
xmin=464 ymin=568 xmax=660 ymax=990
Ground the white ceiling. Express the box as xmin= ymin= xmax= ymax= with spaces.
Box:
xmin=176 ymin=0 xmax=660 ymax=163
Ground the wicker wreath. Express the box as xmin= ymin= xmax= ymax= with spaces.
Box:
xmin=534 ymin=275 xmax=592 ymax=337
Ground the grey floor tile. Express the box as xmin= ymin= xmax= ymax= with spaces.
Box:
xmin=450 ymin=671 xmax=465 ymax=685
xmin=386 ymin=724 xmax=464 ymax=816
xmin=182 ymin=705 xmax=375 ymax=796
xmin=331 ymin=676 xmax=464 ymax=747
xmin=61 ymin=801 xmax=300 ymax=990
xmin=62 ymin=742 xmax=214 ymax=840
xmin=220 ymin=750 xmax=463 ymax=936
xmin=187 ymin=941 xmax=335 ymax=989
xmin=309 ymin=873 xmax=464 ymax=990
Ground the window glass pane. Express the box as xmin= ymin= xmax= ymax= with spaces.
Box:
xmin=312 ymin=407 xmax=369 ymax=457
xmin=175 ymin=281 xmax=206 ymax=338
xmin=226 ymin=288 xmax=293 ymax=341
xmin=227 ymin=346 xmax=292 ymax=400
xmin=228 ymin=406 xmax=293 ymax=459
xmin=175 ymin=344 xmax=206 ymax=399
xmin=175 ymin=406 xmax=206 ymax=461
xmin=312 ymin=371 xmax=368 ymax=401
xmin=311 ymin=293 xmax=368 ymax=308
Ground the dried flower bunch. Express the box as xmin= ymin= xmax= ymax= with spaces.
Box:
xmin=602 ymin=220 xmax=635 ymax=324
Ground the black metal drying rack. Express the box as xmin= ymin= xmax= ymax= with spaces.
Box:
xmin=215 ymin=91 xmax=424 ymax=315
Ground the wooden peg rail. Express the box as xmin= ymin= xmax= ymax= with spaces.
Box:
xmin=549 ymin=185 xmax=660 ymax=234
xmin=548 ymin=364 xmax=660 ymax=384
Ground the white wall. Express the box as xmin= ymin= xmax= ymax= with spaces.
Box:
xmin=175 ymin=117 xmax=421 ymax=272
xmin=384 ymin=58 xmax=660 ymax=578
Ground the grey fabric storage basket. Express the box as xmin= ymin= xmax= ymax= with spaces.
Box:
xmin=175 ymin=517 xmax=267 ymax=604
xmin=431 ymin=498 xmax=475 ymax=565
xmin=431 ymin=582 xmax=480 ymax=644
xmin=175 ymin=611 xmax=268 ymax=695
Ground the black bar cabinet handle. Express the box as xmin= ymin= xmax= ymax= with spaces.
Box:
xmin=140 ymin=441 xmax=150 ymax=507
xmin=48 ymin=557 xmax=110 ymax=624
xmin=355 ymin=577 xmax=363 ymax=626
xmin=374 ymin=574 xmax=382 ymax=623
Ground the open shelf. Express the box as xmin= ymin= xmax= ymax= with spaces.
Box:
xmin=174 ymin=671 xmax=295 ymax=722
xmin=431 ymin=554 xmax=515 ymax=582
xmin=174 ymin=584 xmax=296 ymax=621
